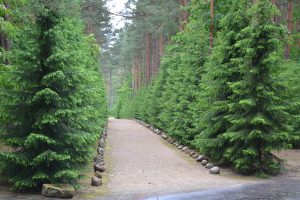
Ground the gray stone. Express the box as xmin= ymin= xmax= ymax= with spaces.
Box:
xmin=201 ymin=160 xmax=208 ymax=165
xmin=185 ymin=149 xmax=191 ymax=154
xmin=94 ymin=164 xmax=106 ymax=172
xmin=206 ymin=163 xmax=214 ymax=169
xmin=169 ymin=139 xmax=176 ymax=144
xmin=91 ymin=176 xmax=102 ymax=186
xmin=197 ymin=155 xmax=207 ymax=162
xmin=189 ymin=151 xmax=195 ymax=157
xmin=192 ymin=154 xmax=199 ymax=159
xmin=210 ymin=166 xmax=221 ymax=174
xmin=97 ymin=149 xmax=104 ymax=156
xmin=99 ymin=141 xmax=105 ymax=148
xmin=182 ymin=147 xmax=189 ymax=152
xmin=94 ymin=156 xmax=98 ymax=162
xmin=95 ymin=171 xmax=102 ymax=178
xmin=162 ymin=135 xmax=168 ymax=140
xmin=42 ymin=184 xmax=75 ymax=199
xmin=95 ymin=157 xmax=103 ymax=165
xmin=177 ymin=145 xmax=183 ymax=150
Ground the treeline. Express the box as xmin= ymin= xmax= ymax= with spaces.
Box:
xmin=116 ymin=0 xmax=300 ymax=175
xmin=0 ymin=0 xmax=107 ymax=192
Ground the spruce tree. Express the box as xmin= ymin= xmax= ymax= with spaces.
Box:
xmin=225 ymin=0 xmax=291 ymax=175
xmin=196 ymin=0 xmax=291 ymax=175
xmin=0 ymin=1 xmax=107 ymax=191
xmin=195 ymin=0 xmax=253 ymax=164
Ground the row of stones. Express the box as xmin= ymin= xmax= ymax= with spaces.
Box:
xmin=92 ymin=125 xmax=108 ymax=187
xmin=135 ymin=119 xmax=221 ymax=175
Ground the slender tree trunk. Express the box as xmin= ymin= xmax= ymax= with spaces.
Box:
xmin=159 ymin=34 xmax=164 ymax=58
xmin=179 ymin=0 xmax=190 ymax=31
xmin=151 ymin=36 xmax=158 ymax=78
xmin=156 ymin=34 xmax=164 ymax=75
xmin=285 ymin=0 xmax=293 ymax=59
xmin=145 ymin=33 xmax=152 ymax=84
xmin=210 ymin=0 xmax=214 ymax=49
xmin=137 ymin=56 xmax=140 ymax=90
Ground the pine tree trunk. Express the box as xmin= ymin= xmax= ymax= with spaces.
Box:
xmin=179 ymin=0 xmax=190 ymax=31
xmin=159 ymin=34 xmax=164 ymax=58
xmin=285 ymin=0 xmax=293 ymax=59
xmin=137 ymin=55 xmax=140 ymax=90
xmin=145 ymin=33 xmax=152 ymax=84
xmin=156 ymin=34 xmax=164 ymax=75
xmin=152 ymin=36 xmax=158 ymax=78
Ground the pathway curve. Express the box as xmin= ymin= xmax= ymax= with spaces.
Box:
xmin=98 ymin=119 xmax=258 ymax=199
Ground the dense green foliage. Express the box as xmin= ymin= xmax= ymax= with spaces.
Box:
xmin=279 ymin=61 xmax=300 ymax=148
xmin=0 ymin=1 xmax=107 ymax=191
xmin=197 ymin=0 xmax=291 ymax=175
xmin=117 ymin=0 xmax=300 ymax=175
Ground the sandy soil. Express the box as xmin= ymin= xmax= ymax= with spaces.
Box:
xmin=95 ymin=119 xmax=260 ymax=200
xmin=275 ymin=149 xmax=300 ymax=177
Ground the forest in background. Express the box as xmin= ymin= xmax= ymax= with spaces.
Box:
xmin=113 ymin=0 xmax=300 ymax=176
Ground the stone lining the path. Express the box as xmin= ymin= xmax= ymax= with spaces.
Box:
xmin=92 ymin=124 xmax=108 ymax=187
xmin=134 ymin=119 xmax=221 ymax=175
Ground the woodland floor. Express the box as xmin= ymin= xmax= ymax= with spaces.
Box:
xmin=0 ymin=119 xmax=300 ymax=200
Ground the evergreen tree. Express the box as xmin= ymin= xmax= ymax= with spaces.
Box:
xmin=196 ymin=0 xmax=291 ymax=175
xmin=226 ymin=0 xmax=291 ymax=175
xmin=194 ymin=0 xmax=253 ymax=165
xmin=0 ymin=1 xmax=107 ymax=191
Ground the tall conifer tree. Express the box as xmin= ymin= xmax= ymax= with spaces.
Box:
xmin=0 ymin=1 xmax=107 ymax=191
xmin=197 ymin=0 xmax=290 ymax=175
xmin=195 ymin=0 xmax=253 ymax=164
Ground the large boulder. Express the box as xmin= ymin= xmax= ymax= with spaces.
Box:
xmin=42 ymin=184 xmax=75 ymax=199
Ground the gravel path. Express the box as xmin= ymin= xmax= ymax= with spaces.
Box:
xmin=99 ymin=119 xmax=258 ymax=199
